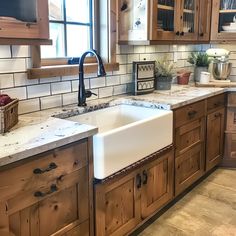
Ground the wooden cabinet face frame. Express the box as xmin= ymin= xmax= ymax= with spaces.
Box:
xmin=0 ymin=0 xmax=49 ymax=40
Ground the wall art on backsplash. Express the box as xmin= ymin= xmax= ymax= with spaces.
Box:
xmin=132 ymin=61 xmax=155 ymax=95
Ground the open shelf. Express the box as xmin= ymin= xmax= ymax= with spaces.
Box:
xmin=157 ymin=4 xmax=174 ymax=11
xmin=183 ymin=9 xmax=194 ymax=14
xmin=219 ymin=9 xmax=236 ymax=13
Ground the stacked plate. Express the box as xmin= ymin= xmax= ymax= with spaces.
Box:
xmin=222 ymin=22 xmax=236 ymax=32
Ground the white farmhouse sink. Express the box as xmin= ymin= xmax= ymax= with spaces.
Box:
xmin=67 ymin=105 xmax=173 ymax=179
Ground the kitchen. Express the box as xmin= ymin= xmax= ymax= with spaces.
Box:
xmin=0 ymin=0 xmax=236 ymax=235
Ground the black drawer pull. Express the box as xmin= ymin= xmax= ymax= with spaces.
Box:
xmin=176 ymin=31 xmax=180 ymax=36
xmin=188 ymin=110 xmax=197 ymax=117
xmin=142 ymin=170 xmax=148 ymax=185
xmin=180 ymin=31 xmax=184 ymax=36
xmin=33 ymin=162 xmax=58 ymax=174
xmin=199 ymin=33 xmax=204 ymax=37
xmin=214 ymin=101 xmax=221 ymax=107
xmin=34 ymin=184 xmax=58 ymax=198
xmin=136 ymin=174 xmax=142 ymax=189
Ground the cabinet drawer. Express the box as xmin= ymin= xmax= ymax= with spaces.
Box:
xmin=0 ymin=139 xmax=88 ymax=201
xmin=6 ymin=167 xmax=89 ymax=236
xmin=175 ymin=118 xmax=205 ymax=156
xmin=207 ymin=93 xmax=225 ymax=113
xmin=175 ymin=143 xmax=205 ymax=196
xmin=174 ymin=100 xmax=205 ymax=128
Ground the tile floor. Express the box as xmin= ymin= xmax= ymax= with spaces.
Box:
xmin=139 ymin=168 xmax=236 ymax=236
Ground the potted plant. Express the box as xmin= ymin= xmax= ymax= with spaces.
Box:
xmin=155 ymin=56 xmax=175 ymax=90
xmin=187 ymin=52 xmax=210 ymax=82
xmin=177 ymin=69 xmax=191 ymax=85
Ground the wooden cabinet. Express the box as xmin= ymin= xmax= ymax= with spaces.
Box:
xmin=95 ymin=149 xmax=174 ymax=236
xmin=0 ymin=0 xmax=50 ymax=43
xmin=117 ymin=0 xmax=211 ymax=44
xmin=223 ymin=92 xmax=236 ymax=167
xmin=211 ymin=0 xmax=236 ymax=41
xmin=174 ymin=100 xmax=206 ymax=196
xmin=206 ymin=94 xmax=225 ymax=171
xmin=0 ymin=139 xmax=93 ymax=236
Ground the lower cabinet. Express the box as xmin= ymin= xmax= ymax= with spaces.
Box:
xmin=206 ymin=108 xmax=225 ymax=171
xmin=0 ymin=139 xmax=92 ymax=236
xmin=95 ymin=149 xmax=174 ymax=236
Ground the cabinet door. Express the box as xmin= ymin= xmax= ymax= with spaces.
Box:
xmin=198 ymin=0 xmax=212 ymax=41
xmin=1 ymin=167 xmax=89 ymax=236
xmin=211 ymin=0 xmax=236 ymax=41
xmin=0 ymin=0 xmax=49 ymax=39
xmin=95 ymin=170 xmax=141 ymax=236
xmin=206 ymin=108 xmax=225 ymax=171
xmin=141 ymin=150 xmax=174 ymax=219
xmin=177 ymin=0 xmax=199 ymax=40
xmin=175 ymin=143 xmax=205 ymax=196
xmin=150 ymin=0 xmax=179 ymax=40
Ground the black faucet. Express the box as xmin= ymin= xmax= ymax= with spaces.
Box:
xmin=78 ymin=49 xmax=106 ymax=106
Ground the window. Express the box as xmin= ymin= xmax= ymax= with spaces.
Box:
xmin=41 ymin=0 xmax=94 ymax=58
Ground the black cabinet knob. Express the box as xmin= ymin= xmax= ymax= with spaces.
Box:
xmin=176 ymin=31 xmax=180 ymax=36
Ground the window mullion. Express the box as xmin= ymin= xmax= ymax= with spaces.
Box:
xmin=63 ymin=0 xmax=67 ymax=57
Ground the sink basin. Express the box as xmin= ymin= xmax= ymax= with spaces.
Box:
xmin=67 ymin=104 xmax=173 ymax=179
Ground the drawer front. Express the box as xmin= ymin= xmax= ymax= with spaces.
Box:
xmin=207 ymin=93 xmax=225 ymax=114
xmin=174 ymin=100 xmax=205 ymax=128
xmin=175 ymin=143 xmax=205 ymax=196
xmin=175 ymin=118 xmax=205 ymax=156
xmin=0 ymin=139 xmax=88 ymax=201
xmin=227 ymin=92 xmax=236 ymax=106
xmin=6 ymin=167 xmax=89 ymax=236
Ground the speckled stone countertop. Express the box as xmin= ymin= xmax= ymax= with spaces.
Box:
xmin=0 ymin=84 xmax=226 ymax=167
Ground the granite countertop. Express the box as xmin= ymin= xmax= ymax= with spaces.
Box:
xmin=0 ymin=85 xmax=227 ymax=167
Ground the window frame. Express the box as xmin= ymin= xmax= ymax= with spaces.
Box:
xmin=28 ymin=0 xmax=118 ymax=79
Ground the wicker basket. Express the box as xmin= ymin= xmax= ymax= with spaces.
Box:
xmin=0 ymin=99 xmax=19 ymax=133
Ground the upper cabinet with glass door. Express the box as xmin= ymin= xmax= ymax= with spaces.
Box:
xmin=211 ymin=0 xmax=236 ymax=41
xmin=117 ymin=0 xmax=212 ymax=44
xmin=0 ymin=0 xmax=50 ymax=42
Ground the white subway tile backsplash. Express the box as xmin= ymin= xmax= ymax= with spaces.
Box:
xmin=90 ymin=77 xmax=106 ymax=88
xmin=145 ymin=46 xmax=156 ymax=53
xmin=51 ymin=81 xmax=71 ymax=95
xmin=0 ymin=46 xmax=11 ymax=58
xmin=26 ymin=58 xmax=32 ymax=69
xmin=113 ymin=65 xmax=127 ymax=75
xmin=116 ymin=55 xmax=127 ymax=64
xmin=72 ymin=80 xmax=79 ymax=92
xmin=0 ymin=59 xmax=26 ymax=73
xmin=133 ymin=46 xmax=146 ymax=54
xmin=156 ymin=45 xmax=170 ymax=52
xmin=40 ymin=77 xmax=61 ymax=84
xmin=28 ymin=84 xmax=51 ymax=98
xmin=14 ymin=72 xmax=39 ymax=86
xmin=62 ymin=92 xmax=77 ymax=105
xmin=12 ymin=46 xmax=30 ymax=58
xmin=120 ymin=74 xmax=132 ymax=84
xmin=0 ymin=74 xmax=14 ymax=89
xmin=106 ymin=75 xmax=120 ymax=86
xmin=62 ymin=75 xmax=78 ymax=81
xmin=113 ymin=84 xmax=127 ymax=95
xmin=40 ymin=95 xmax=62 ymax=110
xmin=139 ymin=54 xmax=151 ymax=61
xmin=1 ymin=87 xmax=27 ymax=100
xmin=127 ymin=54 xmax=140 ymax=63
xmin=99 ymin=86 xmax=113 ymax=98
xmin=18 ymin=98 xmax=40 ymax=114
xmin=120 ymin=45 xmax=134 ymax=54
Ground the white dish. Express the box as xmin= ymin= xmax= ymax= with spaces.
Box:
xmin=222 ymin=25 xmax=236 ymax=31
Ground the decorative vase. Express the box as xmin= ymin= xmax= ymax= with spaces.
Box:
xmin=194 ymin=67 xmax=208 ymax=82
xmin=155 ymin=76 xmax=172 ymax=90
xmin=177 ymin=72 xmax=191 ymax=85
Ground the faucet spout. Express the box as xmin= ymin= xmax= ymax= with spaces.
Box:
xmin=78 ymin=49 xmax=106 ymax=106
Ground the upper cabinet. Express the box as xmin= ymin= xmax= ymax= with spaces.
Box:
xmin=0 ymin=0 xmax=50 ymax=44
xmin=117 ymin=0 xmax=212 ymax=44
xmin=211 ymin=0 xmax=236 ymax=41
